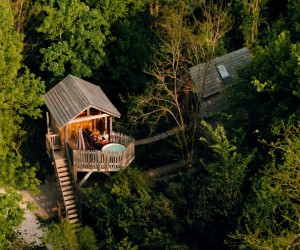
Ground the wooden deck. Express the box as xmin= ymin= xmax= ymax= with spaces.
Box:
xmin=47 ymin=131 xmax=135 ymax=175
xmin=53 ymin=148 xmax=65 ymax=160
xmin=68 ymin=132 xmax=135 ymax=173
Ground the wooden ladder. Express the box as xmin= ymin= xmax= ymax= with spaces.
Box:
xmin=54 ymin=154 xmax=80 ymax=224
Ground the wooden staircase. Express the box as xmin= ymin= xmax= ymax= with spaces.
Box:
xmin=53 ymin=150 xmax=80 ymax=224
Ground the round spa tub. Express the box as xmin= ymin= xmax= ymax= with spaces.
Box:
xmin=102 ymin=143 xmax=126 ymax=152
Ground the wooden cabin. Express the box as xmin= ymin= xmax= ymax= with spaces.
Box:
xmin=44 ymin=74 xmax=135 ymax=223
xmin=45 ymin=74 xmax=135 ymax=176
xmin=45 ymin=74 xmax=135 ymax=185
xmin=189 ymin=47 xmax=251 ymax=118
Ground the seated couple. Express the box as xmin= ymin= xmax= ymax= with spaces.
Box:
xmin=100 ymin=129 xmax=109 ymax=145
xmin=91 ymin=129 xmax=109 ymax=145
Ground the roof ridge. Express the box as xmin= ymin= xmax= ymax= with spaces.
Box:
xmin=68 ymin=74 xmax=91 ymax=106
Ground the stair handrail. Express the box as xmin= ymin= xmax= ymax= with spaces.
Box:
xmin=65 ymin=142 xmax=76 ymax=183
xmin=50 ymin=145 xmax=67 ymax=215
xmin=46 ymin=133 xmax=61 ymax=149
xmin=65 ymin=141 xmax=81 ymax=221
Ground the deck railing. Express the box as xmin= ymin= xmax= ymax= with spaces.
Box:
xmin=46 ymin=133 xmax=61 ymax=152
xmin=110 ymin=131 xmax=132 ymax=146
xmin=66 ymin=143 xmax=77 ymax=182
xmin=69 ymin=132 xmax=135 ymax=172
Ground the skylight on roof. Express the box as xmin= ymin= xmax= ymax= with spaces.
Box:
xmin=216 ymin=64 xmax=230 ymax=79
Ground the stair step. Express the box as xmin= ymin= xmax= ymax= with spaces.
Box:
xmin=68 ymin=213 xmax=79 ymax=219
xmin=56 ymin=164 xmax=67 ymax=169
xmin=57 ymin=167 xmax=69 ymax=176
xmin=62 ymin=190 xmax=74 ymax=196
xmin=56 ymin=165 xmax=67 ymax=169
xmin=59 ymin=173 xmax=70 ymax=179
xmin=65 ymin=199 xmax=76 ymax=206
xmin=61 ymin=185 xmax=73 ymax=192
xmin=59 ymin=169 xmax=68 ymax=174
xmin=60 ymin=180 xmax=72 ymax=186
xmin=66 ymin=203 xmax=77 ymax=210
xmin=64 ymin=195 xmax=75 ymax=201
xmin=69 ymin=218 xmax=79 ymax=224
xmin=57 ymin=167 xmax=68 ymax=173
xmin=67 ymin=209 xmax=78 ymax=215
xmin=56 ymin=158 xmax=66 ymax=163
xmin=56 ymin=159 xmax=66 ymax=164
xmin=60 ymin=176 xmax=71 ymax=182
xmin=56 ymin=157 xmax=66 ymax=161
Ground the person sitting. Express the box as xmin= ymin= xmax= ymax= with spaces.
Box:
xmin=101 ymin=129 xmax=109 ymax=145
xmin=88 ymin=130 xmax=102 ymax=149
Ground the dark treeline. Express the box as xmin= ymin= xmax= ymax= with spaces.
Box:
xmin=1 ymin=0 xmax=300 ymax=248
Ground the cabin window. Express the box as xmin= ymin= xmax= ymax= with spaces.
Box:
xmin=216 ymin=64 xmax=230 ymax=80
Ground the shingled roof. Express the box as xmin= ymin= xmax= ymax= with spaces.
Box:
xmin=189 ymin=47 xmax=251 ymax=117
xmin=44 ymin=74 xmax=121 ymax=128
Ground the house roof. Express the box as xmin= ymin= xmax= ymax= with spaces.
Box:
xmin=44 ymin=74 xmax=121 ymax=128
xmin=190 ymin=47 xmax=251 ymax=98
xmin=189 ymin=47 xmax=251 ymax=117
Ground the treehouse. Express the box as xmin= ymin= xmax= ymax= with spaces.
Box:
xmin=189 ymin=47 xmax=251 ymax=118
xmin=45 ymin=74 xmax=135 ymax=177
xmin=44 ymin=75 xmax=135 ymax=223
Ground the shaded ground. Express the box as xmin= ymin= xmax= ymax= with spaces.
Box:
xmin=146 ymin=160 xmax=185 ymax=186
xmin=21 ymin=175 xmax=61 ymax=218
xmin=147 ymin=160 xmax=184 ymax=178
xmin=17 ymin=175 xmax=60 ymax=245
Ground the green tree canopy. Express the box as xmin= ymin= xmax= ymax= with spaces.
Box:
xmin=288 ymin=0 xmax=300 ymax=40
xmin=229 ymin=122 xmax=300 ymax=249
xmin=36 ymin=0 xmax=146 ymax=84
xmin=44 ymin=219 xmax=79 ymax=250
xmin=0 ymin=188 xmax=25 ymax=248
xmin=44 ymin=218 xmax=98 ymax=250
xmin=81 ymin=168 xmax=182 ymax=249
xmin=0 ymin=0 xmax=45 ymax=190
xmin=227 ymin=31 xmax=300 ymax=147
xmin=158 ymin=121 xmax=252 ymax=248
xmin=37 ymin=0 xmax=109 ymax=79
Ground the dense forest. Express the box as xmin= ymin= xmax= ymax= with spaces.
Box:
xmin=1 ymin=0 xmax=300 ymax=248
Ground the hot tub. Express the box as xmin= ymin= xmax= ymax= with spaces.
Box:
xmin=102 ymin=143 xmax=126 ymax=152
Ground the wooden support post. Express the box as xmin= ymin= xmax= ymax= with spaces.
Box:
xmin=77 ymin=129 xmax=80 ymax=149
xmin=78 ymin=171 xmax=93 ymax=189
xmin=109 ymin=117 xmax=112 ymax=133
xmin=65 ymin=125 xmax=69 ymax=143
xmin=46 ymin=112 xmax=50 ymax=134
xmin=105 ymin=117 xmax=107 ymax=130
xmin=78 ymin=128 xmax=85 ymax=150
xmin=64 ymin=126 xmax=67 ymax=146
xmin=74 ymin=167 xmax=77 ymax=183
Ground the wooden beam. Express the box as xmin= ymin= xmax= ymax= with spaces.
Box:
xmin=78 ymin=128 xmax=85 ymax=150
xmin=64 ymin=126 xmax=67 ymax=146
xmin=65 ymin=125 xmax=68 ymax=143
xmin=78 ymin=171 xmax=93 ymax=189
xmin=109 ymin=117 xmax=112 ymax=132
xmin=66 ymin=113 xmax=110 ymax=125
xmin=93 ymin=119 xmax=96 ymax=130
xmin=46 ymin=112 xmax=50 ymax=134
